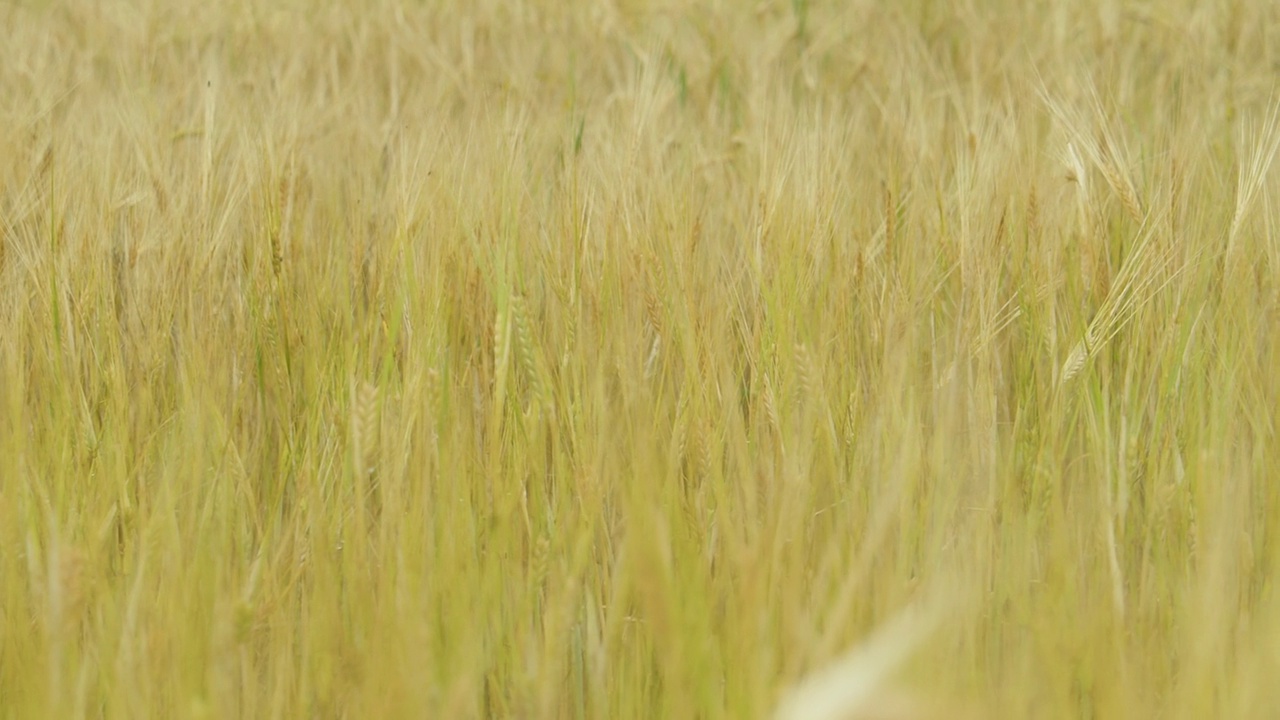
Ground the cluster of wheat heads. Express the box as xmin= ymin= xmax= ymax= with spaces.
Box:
xmin=6 ymin=0 xmax=1280 ymax=718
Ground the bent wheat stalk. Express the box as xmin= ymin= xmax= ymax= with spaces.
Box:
xmin=1060 ymin=209 xmax=1188 ymax=384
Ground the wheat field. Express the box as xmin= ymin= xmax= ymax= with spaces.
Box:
xmin=4 ymin=0 xmax=1280 ymax=717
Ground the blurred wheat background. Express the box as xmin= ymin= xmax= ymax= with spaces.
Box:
xmin=4 ymin=0 xmax=1280 ymax=717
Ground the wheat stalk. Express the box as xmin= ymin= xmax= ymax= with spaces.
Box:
xmin=352 ymin=380 xmax=379 ymax=480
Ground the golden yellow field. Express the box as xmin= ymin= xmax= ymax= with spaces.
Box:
xmin=5 ymin=1 xmax=1280 ymax=717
